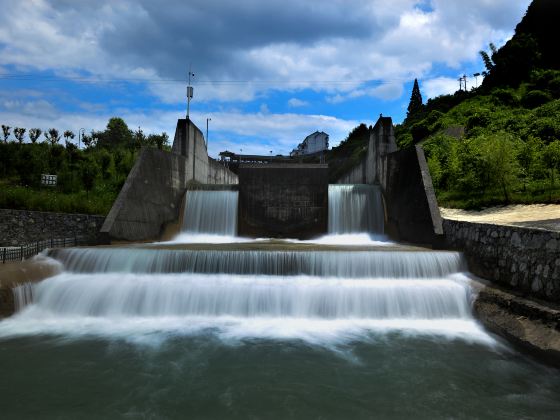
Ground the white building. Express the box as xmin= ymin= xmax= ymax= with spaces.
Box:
xmin=290 ymin=131 xmax=329 ymax=157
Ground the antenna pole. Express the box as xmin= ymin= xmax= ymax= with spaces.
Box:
xmin=187 ymin=64 xmax=194 ymax=119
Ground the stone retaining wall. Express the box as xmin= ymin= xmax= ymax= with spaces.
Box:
xmin=443 ymin=219 xmax=560 ymax=302
xmin=0 ymin=209 xmax=105 ymax=246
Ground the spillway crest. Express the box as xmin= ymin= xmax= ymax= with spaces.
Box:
xmin=329 ymin=184 xmax=384 ymax=234
xmin=182 ymin=190 xmax=238 ymax=236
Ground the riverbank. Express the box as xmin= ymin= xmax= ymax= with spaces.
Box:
xmin=441 ymin=204 xmax=560 ymax=231
xmin=473 ymin=282 xmax=560 ymax=367
xmin=0 ymin=257 xmax=61 ymax=317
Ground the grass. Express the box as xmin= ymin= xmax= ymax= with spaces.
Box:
xmin=0 ymin=184 xmax=115 ymax=215
xmin=437 ymin=185 xmax=560 ymax=210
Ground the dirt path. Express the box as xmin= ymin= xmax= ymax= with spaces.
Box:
xmin=441 ymin=204 xmax=560 ymax=231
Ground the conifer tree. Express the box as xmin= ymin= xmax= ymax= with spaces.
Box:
xmin=407 ymin=79 xmax=423 ymax=118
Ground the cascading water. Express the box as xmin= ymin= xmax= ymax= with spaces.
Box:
xmin=2 ymin=184 xmax=560 ymax=418
xmin=328 ymin=184 xmax=385 ymax=234
xmin=182 ymin=190 xmax=238 ymax=236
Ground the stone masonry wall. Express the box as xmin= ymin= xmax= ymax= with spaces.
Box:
xmin=238 ymin=163 xmax=328 ymax=239
xmin=0 ymin=209 xmax=105 ymax=246
xmin=444 ymin=219 xmax=560 ymax=303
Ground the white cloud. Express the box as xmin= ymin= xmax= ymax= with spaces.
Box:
xmin=288 ymin=98 xmax=309 ymax=108
xmin=259 ymin=103 xmax=270 ymax=114
xmin=0 ymin=0 xmax=532 ymax=105
xmin=0 ymin=98 xmax=365 ymax=156
xmin=423 ymin=77 xmax=460 ymax=98
xmin=194 ymin=110 xmax=365 ymax=156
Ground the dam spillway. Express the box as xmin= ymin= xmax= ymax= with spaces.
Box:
xmin=182 ymin=190 xmax=239 ymax=236
xmin=328 ymin=184 xmax=384 ymax=234
xmin=2 ymin=184 xmax=560 ymax=418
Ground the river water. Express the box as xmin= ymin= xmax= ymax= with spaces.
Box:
xmin=1 ymin=185 xmax=559 ymax=419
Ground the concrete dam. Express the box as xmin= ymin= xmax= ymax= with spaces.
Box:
xmin=2 ymin=116 xmax=560 ymax=417
xmin=101 ymin=115 xmax=442 ymax=246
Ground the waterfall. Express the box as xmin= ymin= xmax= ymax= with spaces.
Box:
xmin=6 ymin=185 xmax=482 ymax=343
xmin=12 ymin=273 xmax=472 ymax=320
xmin=182 ymin=190 xmax=238 ymax=236
xmin=329 ymin=184 xmax=384 ymax=234
xmin=47 ymin=248 xmax=466 ymax=278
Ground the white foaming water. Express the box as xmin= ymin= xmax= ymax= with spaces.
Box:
xmin=2 ymin=272 xmax=495 ymax=346
xmin=329 ymin=184 xmax=385 ymax=234
xmin=47 ymin=248 xmax=466 ymax=278
xmin=182 ymin=190 xmax=238 ymax=236
xmin=289 ymin=233 xmax=393 ymax=246
xmin=163 ymin=234 xmax=251 ymax=244
xmin=1 ymin=183 xmax=494 ymax=347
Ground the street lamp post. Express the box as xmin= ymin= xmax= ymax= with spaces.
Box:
xmin=79 ymin=128 xmax=85 ymax=149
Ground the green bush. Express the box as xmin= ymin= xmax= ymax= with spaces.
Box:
xmin=411 ymin=122 xmax=430 ymax=143
xmin=522 ymin=90 xmax=552 ymax=108
xmin=491 ymin=88 xmax=519 ymax=106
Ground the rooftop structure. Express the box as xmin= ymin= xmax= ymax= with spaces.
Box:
xmin=290 ymin=131 xmax=329 ymax=157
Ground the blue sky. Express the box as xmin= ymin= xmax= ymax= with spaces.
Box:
xmin=0 ymin=0 xmax=531 ymax=157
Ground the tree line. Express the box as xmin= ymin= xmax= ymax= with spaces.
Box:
xmin=0 ymin=117 xmax=171 ymax=214
xmin=1 ymin=118 xmax=169 ymax=150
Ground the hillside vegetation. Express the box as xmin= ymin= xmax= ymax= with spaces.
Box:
xmin=396 ymin=0 xmax=560 ymax=209
xmin=0 ymin=118 xmax=169 ymax=215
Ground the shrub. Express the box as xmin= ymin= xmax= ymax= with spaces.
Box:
xmin=522 ymin=90 xmax=552 ymax=108
xmin=491 ymin=88 xmax=518 ymax=106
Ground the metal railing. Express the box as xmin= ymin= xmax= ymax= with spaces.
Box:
xmin=1 ymin=236 xmax=96 ymax=263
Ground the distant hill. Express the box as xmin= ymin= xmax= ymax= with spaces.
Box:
xmin=331 ymin=0 xmax=560 ymax=209
xmin=483 ymin=0 xmax=560 ymax=88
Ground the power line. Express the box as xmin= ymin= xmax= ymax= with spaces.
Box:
xmin=0 ymin=73 xmax=412 ymax=86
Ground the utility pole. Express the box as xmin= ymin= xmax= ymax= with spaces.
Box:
xmin=458 ymin=77 xmax=463 ymax=91
xmin=462 ymin=74 xmax=468 ymax=91
xmin=473 ymin=72 xmax=480 ymax=88
xmin=187 ymin=65 xmax=194 ymax=119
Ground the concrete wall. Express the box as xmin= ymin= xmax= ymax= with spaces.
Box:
xmin=384 ymin=146 xmax=444 ymax=246
xmin=101 ymin=118 xmax=237 ymax=241
xmin=100 ymin=148 xmax=189 ymax=241
xmin=444 ymin=219 xmax=560 ymax=303
xmin=171 ymin=118 xmax=209 ymax=184
xmin=335 ymin=116 xmax=443 ymax=246
xmin=0 ymin=209 xmax=105 ymax=246
xmin=208 ymin=158 xmax=239 ymax=185
xmin=336 ymin=117 xmax=397 ymax=186
xmin=238 ymin=164 xmax=328 ymax=239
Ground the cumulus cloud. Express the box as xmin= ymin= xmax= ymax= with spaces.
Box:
xmin=288 ymin=98 xmax=309 ymax=108
xmin=0 ymin=0 xmax=531 ymax=104
xmin=200 ymin=110 xmax=364 ymax=156
xmin=0 ymin=0 xmax=532 ymax=149
xmin=0 ymin=96 xmax=363 ymax=156
xmin=423 ymin=77 xmax=460 ymax=98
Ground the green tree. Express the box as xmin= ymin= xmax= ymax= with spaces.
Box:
xmin=2 ymin=125 xmax=11 ymax=143
xmin=543 ymin=140 xmax=560 ymax=194
xmin=407 ymin=79 xmax=423 ymax=119
xmin=28 ymin=128 xmax=42 ymax=144
xmin=80 ymin=159 xmax=98 ymax=198
xmin=518 ymin=136 xmax=544 ymax=190
xmin=14 ymin=127 xmax=26 ymax=144
xmin=479 ymin=49 xmax=494 ymax=75
xmin=97 ymin=117 xmax=133 ymax=149
xmin=63 ymin=130 xmax=75 ymax=146
xmin=44 ymin=128 xmax=61 ymax=146
xmin=97 ymin=149 xmax=114 ymax=179
xmin=133 ymin=127 xmax=146 ymax=149
xmin=477 ymin=132 xmax=521 ymax=202
xmin=148 ymin=132 xmax=169 ymax=150
xmin=82 ymin=131 xmax=96 ymax=149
